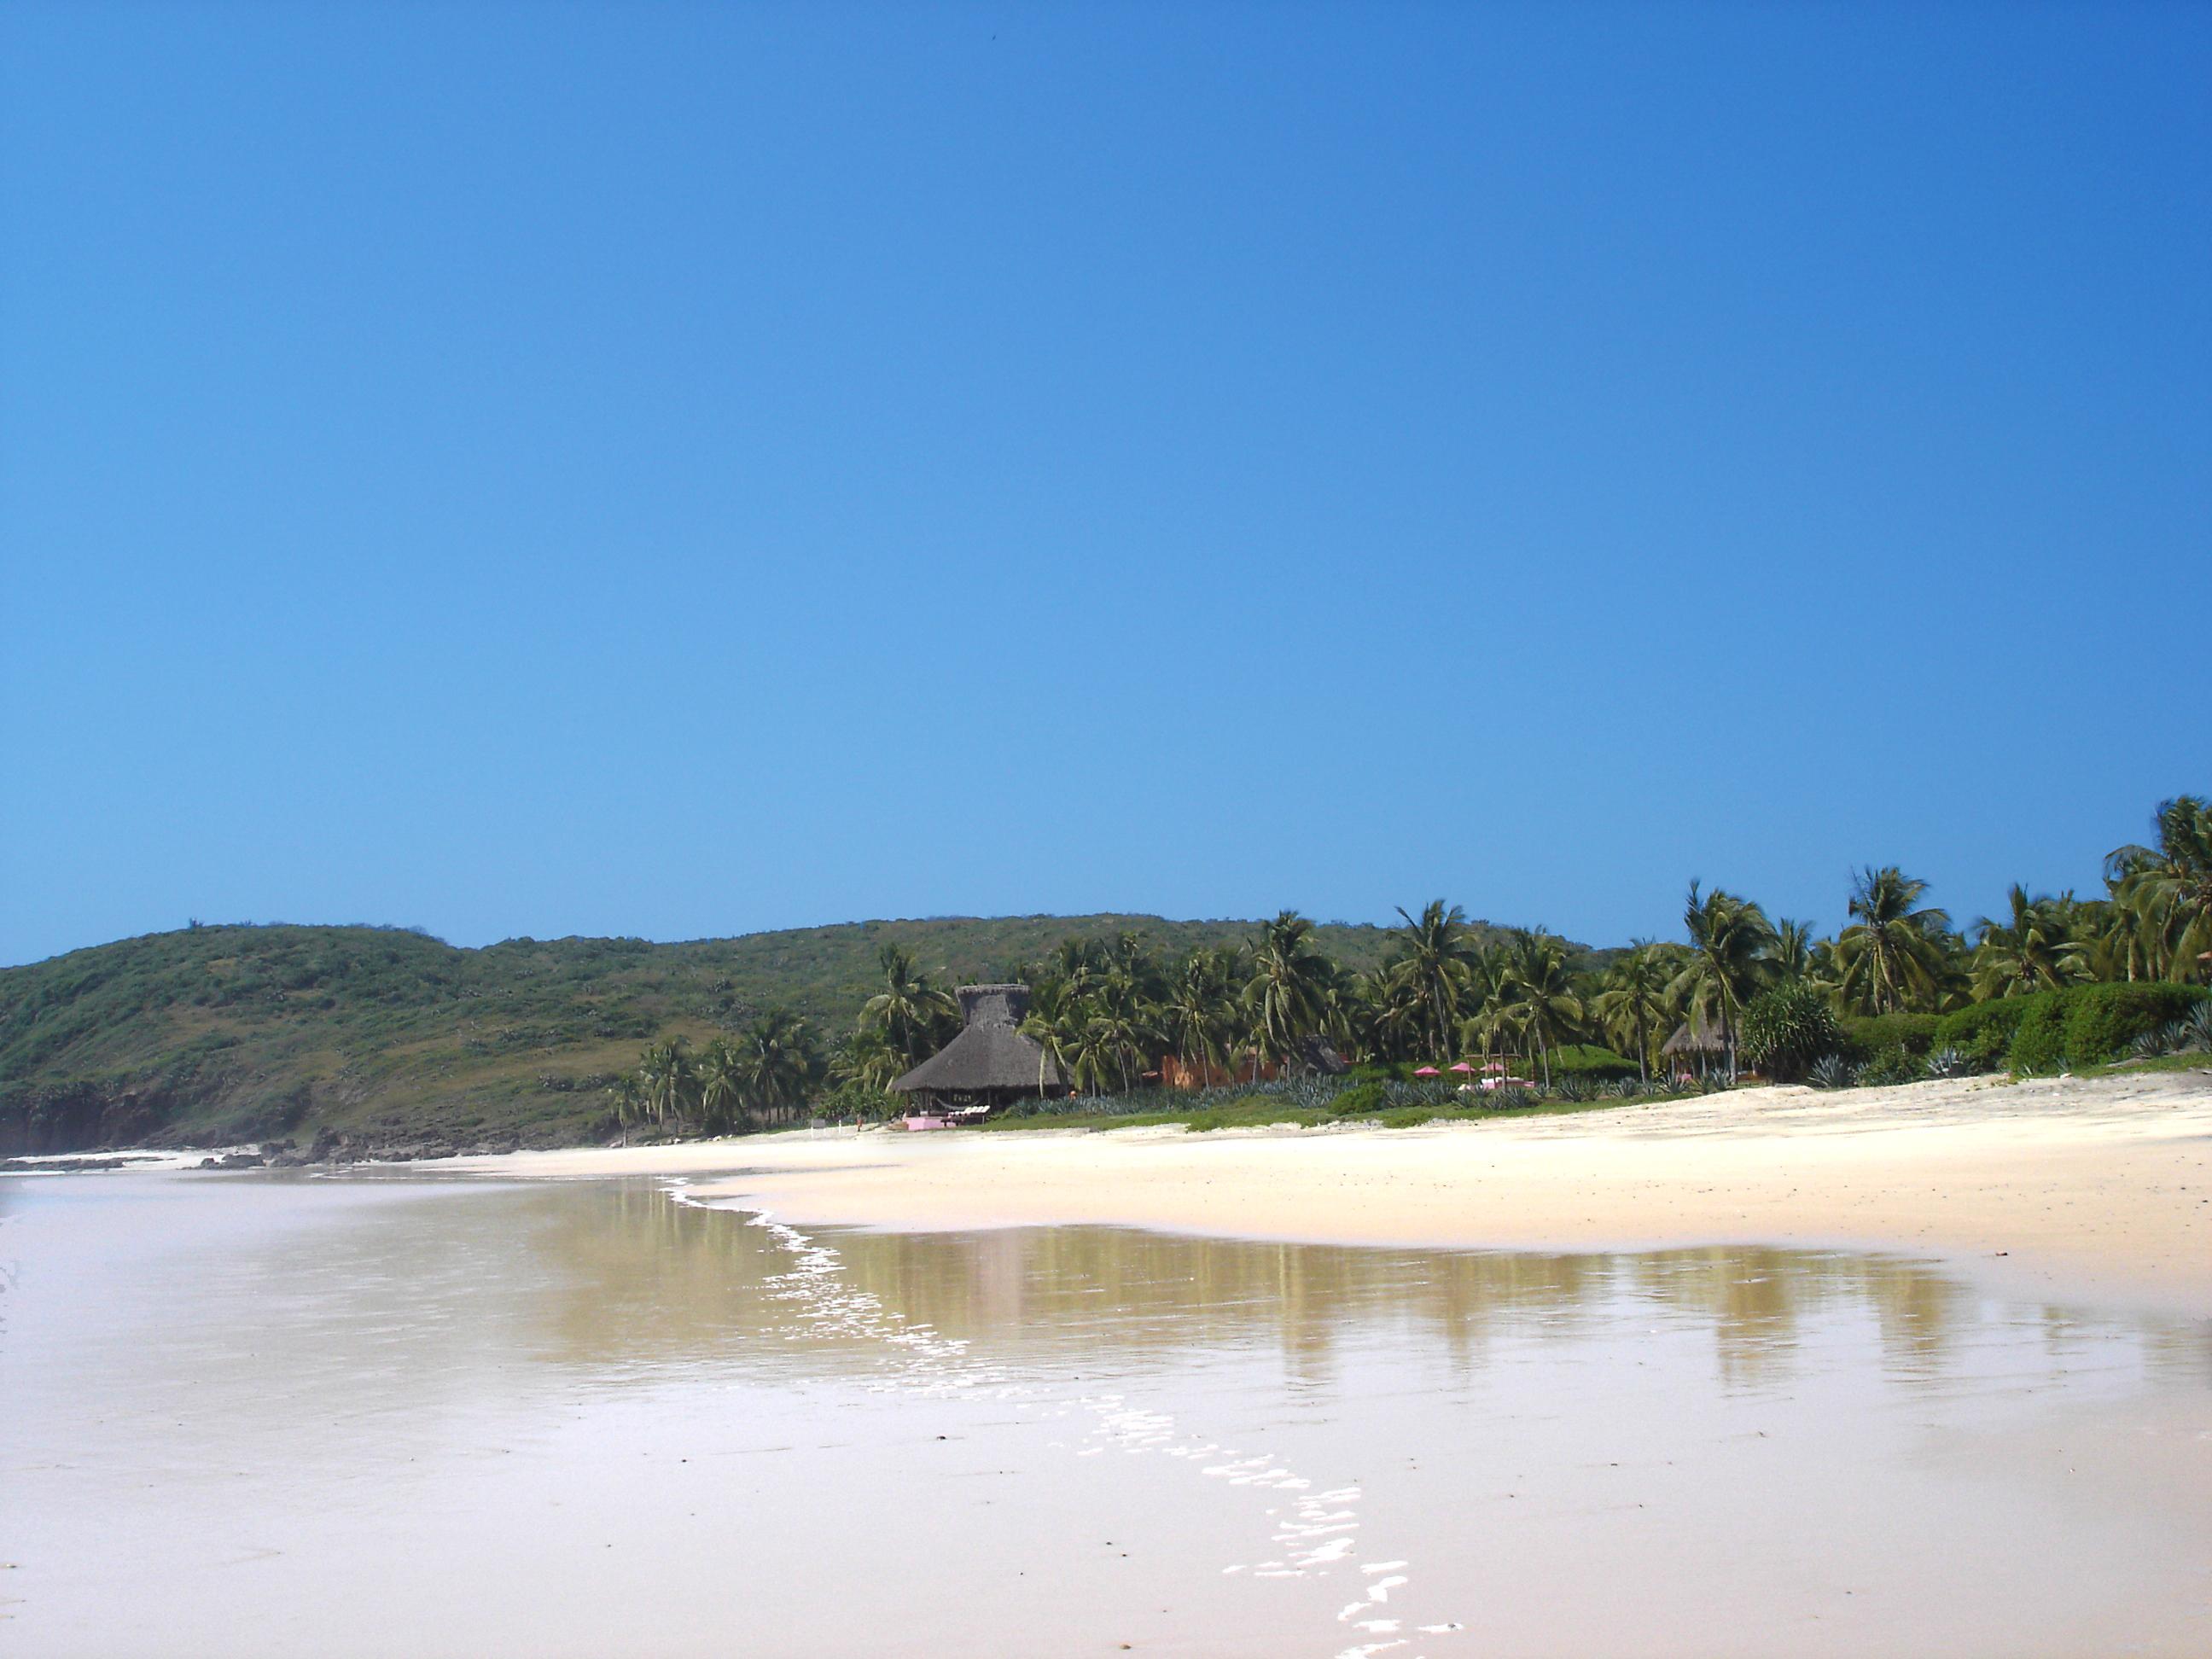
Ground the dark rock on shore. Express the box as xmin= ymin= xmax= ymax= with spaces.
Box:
xmin=196 ymin=1151 xmax=266 ymax=1171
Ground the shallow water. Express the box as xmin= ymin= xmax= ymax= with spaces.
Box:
xmin=3 ymin=1172 xmax=2208 ymax=1656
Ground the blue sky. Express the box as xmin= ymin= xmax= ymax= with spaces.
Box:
xmin=4 ymin=3 xmax=2208 ymax=967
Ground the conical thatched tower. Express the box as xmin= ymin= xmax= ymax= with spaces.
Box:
xmin=891 ymin=985 xmax=1062 ymax=1119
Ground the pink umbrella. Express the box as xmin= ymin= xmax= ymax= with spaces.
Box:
xmin=1449 ymin=1062 xmax=1476 ymax=1074
xmin=1412 ymin=1066 xmax=1441 ymax=1078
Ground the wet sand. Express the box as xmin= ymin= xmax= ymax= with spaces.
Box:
xmin=457 ymin=1069 xmax=2212 ymax=1318
xmin=3 ymin=1171 xmax=2208 ymax=1656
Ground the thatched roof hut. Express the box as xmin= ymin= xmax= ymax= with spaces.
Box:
xmin=892 ymin=985 xmax=1062 ymax=1111
xmin=1660 ymin=1010 xmax=1729 ymax=1058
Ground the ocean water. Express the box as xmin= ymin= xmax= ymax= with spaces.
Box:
xmin=2 ymin=1170 xmax=2207 ymax=1656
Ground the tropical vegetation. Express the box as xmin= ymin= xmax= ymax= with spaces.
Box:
xmin=3 ymin=795 xmax=2208 ymax=1152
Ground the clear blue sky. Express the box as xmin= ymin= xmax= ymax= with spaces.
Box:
xmin=4 ymin=3 xmax=2208 ymax=968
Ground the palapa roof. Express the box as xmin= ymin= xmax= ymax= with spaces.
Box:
xmin=1661 ymin=1010 xmax=1729 ymax=1056
xmin=892 ymin=984 xmax=1062 ymax=1096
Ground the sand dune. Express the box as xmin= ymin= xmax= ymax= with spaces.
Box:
xmin=454 ymin=1068 xmax=2212 ymax=1317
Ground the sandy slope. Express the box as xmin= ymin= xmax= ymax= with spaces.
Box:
xmin=451 ymin=1068 xmax=2212 ymax=1316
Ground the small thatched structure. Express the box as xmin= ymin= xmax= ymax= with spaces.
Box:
xmin=892 ymin=985 xmax=1061 ymax=1117
xmin=1660 ymin=1011 xmax=1728 ymax=1057
xmin=1662 ymin=1010 xmax=1732 ymax=1076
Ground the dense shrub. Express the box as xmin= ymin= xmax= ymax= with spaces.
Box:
xmin=1549 ymin=1044 xmax=1639 ymax=1081
xmin=1934 ymin=997 xmax=2040 ymax=1070
xmin=1739 ymin=982 xmax=1847 ymax=1082
xmin=2059 ymin=983 xmax=2209 ymax=1067
xmin=1931 ymin=983 xmax=2208 ymax=1075
xmin=2007 ymin=997 xmax=2069 ymax=1074
xmin=1839 ymin=1012 xmax=1941 ymax=1062
xmin=1326 ymin=1081 xmax=1391 ymax=1118
xmin=1345 ymin=1062 xmax=1413 ymax=1084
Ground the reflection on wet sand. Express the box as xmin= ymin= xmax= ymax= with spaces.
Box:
xmin=525 ymin=1181 xmax=2210 ymax=1394
xmin=8 ymin=1172 xmax=2212 ymax=1658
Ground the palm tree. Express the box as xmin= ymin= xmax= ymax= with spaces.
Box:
xmin=1671 ymin=882 xmax=1776 ymax=1080
xmin=1592 ymin=941 xmax=1672 ymax=1085
xmin=836 ymin=1022 xmax=907 ymax=1094
xmin=637 ymin=1037 xmax=696 ymax=1127
xmin=604 ymin=1074 xmax=644 ymax=1145
xmin=1768 ymin=918 xmax=1818 ymax=982
xmin=1834 ymin=866 xmax=1952 ymax=1014
xmin=2081 ymin=894 xmax=2158 ymax=984
xmin=1492 ymin=930 xmax=1585 ymax=1090
xmin=1017 ymin=975 xmax=1085 ymax=1097
xmin=2106 ymin=795 xmax=2212 ymax=983
xmin=1243 ymin=911 xmax=1335 ymax=1076
xmin=1353 ymin=963 xmax=1426 ymax=1063
xmin=1389 ymin=899 xmax=1476 ymax=1062
xmin=734 ymin=1008 xmax=819 ymax=1125
xmin=696 ymin=1037 xmax=745 ymax=1131
xmin=1970 ymin=885 xmax=2085 ymax=999
xmin=1161 ymin=947 xmax=1240 ymax=1080
xmin=859 ymin=945 xmax=958 ymax=1066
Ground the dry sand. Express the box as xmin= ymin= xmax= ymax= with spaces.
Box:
xmin=453 ymin=1068 xmax=2212 ymax=1318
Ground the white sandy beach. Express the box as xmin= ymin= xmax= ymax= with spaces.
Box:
xmin=455 ymin=1068 xmax=2212 ymax=1318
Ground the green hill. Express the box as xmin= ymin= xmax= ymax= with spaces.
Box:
xmin=1 ymin=914 xmax=1535 ymax=1155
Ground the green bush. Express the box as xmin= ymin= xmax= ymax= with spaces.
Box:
xmin=1839 ymin=1012 xmax=1941 ymax=1062
xmin=1934 ymin=997 xmax=2040 ymax=1070
xmin=1550 ymin=1044 xmax=1639 ymax=1081
xmin=2007 ymin=996 xmax=2069 ymax=1074
xmin=1938 ymin=983 xmax=2209 ymax=1075
xmin=2060 ymin=982 xmax=2209 ymax=1066
xmin=1739 ymin=982 xmax=1847 ymax=1082
xmin=1326 ymin=1081 xmax=1390 ymax=1118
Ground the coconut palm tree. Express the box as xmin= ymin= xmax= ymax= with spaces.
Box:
xmin=1352 ymin=963 xmax=1425 ymax=1062
xmin=860 ymin=945 xmax=958 ymax=1067
xmin=1388 ymin=899 xmax=1476 ymax=1062
xmin=1161 ymin=947 xmax=1241 ymax=1080
xmin=836 ymin=1022 xmax=907 ymax=1094
xmin=637 ymin=1037 xmax=696 ymax=1127
xmin=1670 ymin=882 xmax=1776 ymax=1080
xmin=2106 ymin=795 xmax=2212 ymax=983
xmin=1834 ymin=867 xmax=1952 ymax=1014
xmin=734 ymin=1008 xmax=819 ymax=1125
xmin=2081 ymin=894 xmax=2158 ymax=984
xmin=695 ymin=1037 xmax=745 ymax=1131
xmin=604 ymin=1073 xmax=644 ymax=1144
xmin=1768 ymin=918 xmax=1818 ymax=982
xmin=1592 ymin=941 xmax=1672 ymax=1085
xmin=1970 ymin=885 xmax=2086 ymax=999
xmin=1017 ymin=975 xmax=1085 ymax=1097
xmin=1495 ymin=930 xmax=1584 ymax=1090
xmin=1243 ymin=910 xmax=1334 ymax=1073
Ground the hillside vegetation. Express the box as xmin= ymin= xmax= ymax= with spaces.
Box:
xmin=0 ymin=914 xmax=1454 ymax=1153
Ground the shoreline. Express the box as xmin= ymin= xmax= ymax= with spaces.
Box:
xmin=434 ymin=1068 xmax=2212 ymax=1321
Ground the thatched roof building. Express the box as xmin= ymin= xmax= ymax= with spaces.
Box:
xmin=892 ymin=985 xmax=1061 ymax=1114
xmin=1660 ymin=1011 xmax=1729 ymax=1057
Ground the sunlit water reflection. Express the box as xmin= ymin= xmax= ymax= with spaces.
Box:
xmin=3 ymin=1172 xmax=2207 ymax=1656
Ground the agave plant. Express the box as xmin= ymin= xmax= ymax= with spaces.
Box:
xmin=2133 ymin=1027 xmax=2176 ymax=1060
xmin=1612 ymin=1078 xmax=1643 ymax=1099
xmin=1555 ymin=1077 xmax=1594 ymax=1103
xmin=2180 ymin=1003 xmax=2212 ymax=1053
xmin=1926 ymin=1045 xmax=1973 ymax=1080
xmin=1810 ymin=1053 xmax=1860 ymax=1091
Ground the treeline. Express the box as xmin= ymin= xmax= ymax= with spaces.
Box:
xmin=614 ymin=794 xmax=2212 ymax=1132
